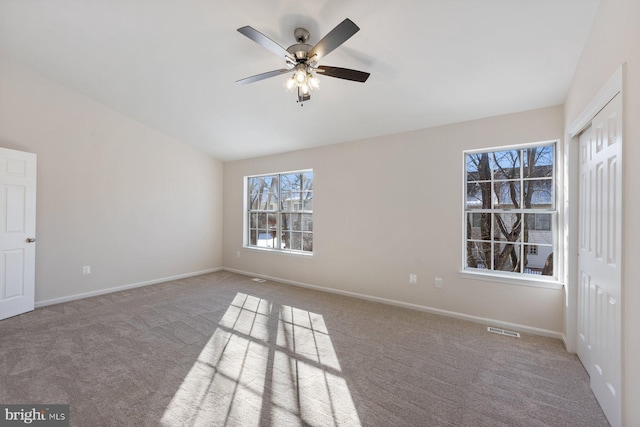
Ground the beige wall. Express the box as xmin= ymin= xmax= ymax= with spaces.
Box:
xmin=0 ymin=58 xmax=224 ymax=304
xmin=564 ymin=0 xmax=640 ymax=423
xmin=224 ymin=105 xmax=565 ymax=334
xmin=3 ymin=0 xmax=633 ymax=416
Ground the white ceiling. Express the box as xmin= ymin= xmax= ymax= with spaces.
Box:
xmin=0 ymin=0 xmax=601 ymax=161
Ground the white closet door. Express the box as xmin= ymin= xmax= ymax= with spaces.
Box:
xmin=577 ymin=94 xmax=622 ymax=427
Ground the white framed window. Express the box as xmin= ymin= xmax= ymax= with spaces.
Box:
xmin=463 ymin=142 xmax=556 ymax=280
xmin=246 ymin=170 xmax=313 ymax=253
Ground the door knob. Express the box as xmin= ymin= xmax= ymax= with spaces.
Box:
xmin=26 ymin=238 xmax=36 ymax=243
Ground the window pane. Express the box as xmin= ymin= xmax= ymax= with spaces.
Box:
xmin=302 ymin=191 xmax=313 ymax=211
xmin=466 ymin=156 xmax=478 ymax=181
xmin=466 ymin=153 xmax=491 ymax=182
xmin=494 ymin=213 xmax=522 ymax=242
xmin=257 ymin=213 xmax=269 ymax=228
xmin=522 ymin=244 xmax=553 ymax=276
xmin=525 ymin=213 xmax=553 ymax=234
xmin=258 ymin=230 xmax=277 ymax=248
xmin=524 ymin=213 xmax=535 ymax=231
xmin=248 ymin=175 xmax=278 ymax=210
xmin=536 ymin=214 xmax=551 ymax=231
xmin=282 ymin=230 xmax=312 ymax=251
xmin=282 ymin=232 xmax=291 ymax=249
xmin=466 ymin=240 xmax=490 ymax=269
xmin=292 ymin=213 xmax=301 ymax=231
xmin=280 ymin=173 xmax=302 ymax=193
xmin=466 ymin=181 xmax=490 ymax=209
xmin=248 ymin=183 xmax=262 ymax=209
xmin=251 ymin=192 xmax=278 ymax=210
xmin=302 ymin=171 xmax=313 ymax=191
xmin=282 ymin=192 xmax=304 ymax=211
xmin=280 ymin=192 xmax=291 ymax=210
xmin=491 ymin=150 xmax=521 ymax=179
xmin=524 ymin=145 xmax=553 ymax=178
xmin=470 ymin=212 xmax=481 ymax=228
xmin=289 ymin=232 xmax=302 ymax=251
xmin=493 ymin=242 xmax=521 ymax=272
xmin=540 ymin=251 xmax=554 ymax=276
xmin=493 ymin=180 xmax=521 ymax=208
xmin=302 ymin=213 xmax=313 ymax=231
xmin=524 ymin=179 xmax=553 ymax=208
xmin=302 ymin=233 xmax=313 ymax=251
xmin=292 ymin=192 xmax=303 ymax=211
xmin=261 ymin=192 xmax=279 ymax=211
xmin=282 ymin=213 xmax=302 ymax=231
xmin=281 ymin=213 xmax=291 ymax=231
xmin=467 ymin=213 xmax=490 ymax=240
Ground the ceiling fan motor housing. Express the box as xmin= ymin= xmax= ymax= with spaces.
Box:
xmin=287 ymin=43 xmax=313 ymax=62
xmin=287 ymin=28 xmax=313 ymax=63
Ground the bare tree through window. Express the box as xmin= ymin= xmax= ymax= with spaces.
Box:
xmin=247 ymin=171 xmax=313 ymax=253
xmin=465 ymin=144 xmax=555 ymax=276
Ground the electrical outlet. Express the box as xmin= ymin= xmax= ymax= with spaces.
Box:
xmin=434 ymin=277 xmax=443 ymax=288
xmin=82 ymin=265 xmax=91 ymax=275
xmin=409 ymin=274 xmax=418 ymax=284
xmin=236 ymin=250 xmax=241 ymax=258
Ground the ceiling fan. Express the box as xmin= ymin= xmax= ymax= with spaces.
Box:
xmin=236 ymin=18 xmax=370 ymax=104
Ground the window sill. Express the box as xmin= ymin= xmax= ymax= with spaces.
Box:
xmin=243 ymin=246 xmax=313 ymax=258
xmin=459 ymin=269 xmax=564 ymax=290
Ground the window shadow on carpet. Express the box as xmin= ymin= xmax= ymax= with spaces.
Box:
xmin=160 ymin=292 xmax=361 ymax=426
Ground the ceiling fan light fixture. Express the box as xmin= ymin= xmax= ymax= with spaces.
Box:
xmin=294 ymin=68 xmax=307 ymax=83
xmin=308 ymin=75 xmax=320 ymax=90
xmin=293 ymin=64 xmax=309 ymax=85
xmin=286 ymin=76 xmax=297 ymax=90
xmin=286 ymin=66 xmax=319 ymax=96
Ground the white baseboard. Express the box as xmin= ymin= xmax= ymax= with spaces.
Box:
xmin=34 ymin=266 xmax=564 ymax=341
xmin=35 ymin=268 xmax=223 ymax=308
xmin=224 ymin=267 xmax=564 ymax=341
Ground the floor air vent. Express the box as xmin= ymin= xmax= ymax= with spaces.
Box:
xmin=251 ymin=278 xmax=266 ymax=283
xmin=487 ymin=326 xmax=521 ymax=338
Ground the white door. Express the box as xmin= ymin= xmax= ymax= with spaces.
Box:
xmin=0 ymin=147 xmax=37 ymax=321
xmin=577 ymin=94 xmax=622 ymax=427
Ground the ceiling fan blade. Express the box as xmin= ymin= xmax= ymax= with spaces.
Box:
xmin=236 ymin=68 xmax=293 ymax=85
xmin=308 ymin=18 xmax=359 ymax=62
xmin=316 ymin=66 xmax=370 ymax=83
xmin=237 ymin=26 xmax=294 ymax=61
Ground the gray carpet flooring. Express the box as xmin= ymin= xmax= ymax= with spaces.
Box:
xmin=0 ymin=271 xmax=609 ymax=426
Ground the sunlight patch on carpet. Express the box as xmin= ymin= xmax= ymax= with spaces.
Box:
xmin=160 ymin=293 xmax=361 ymax=426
